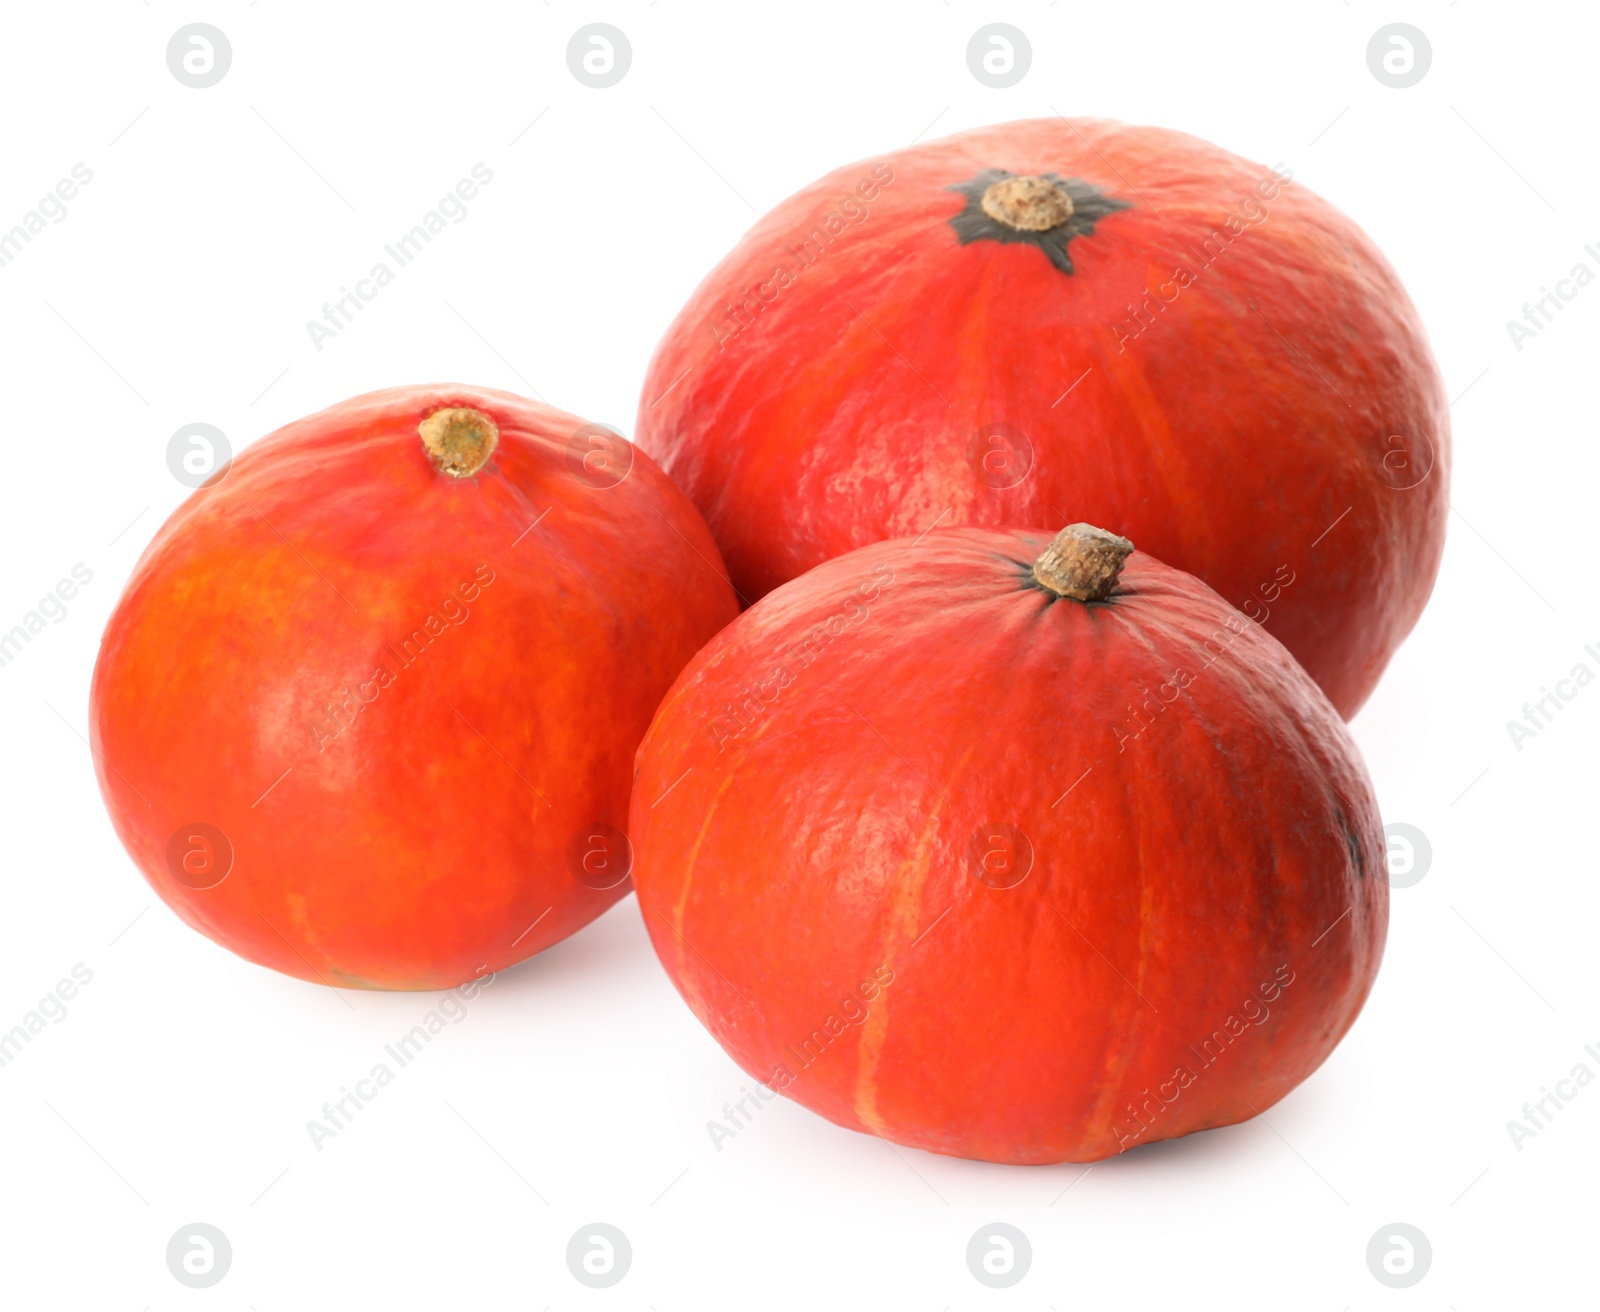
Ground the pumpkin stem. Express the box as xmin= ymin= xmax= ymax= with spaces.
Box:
xmin=1032 ymin=523 xmax=1134 ymax=601
xmin=419 ymin=406 xmax=498 ymax=478
xmin=981 ymin=175 xmax=1075 ymax=231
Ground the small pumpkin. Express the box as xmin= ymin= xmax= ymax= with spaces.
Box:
xmin=629 ymin=523 xmax=1385 ymax=1164
xmin=636 ymin=117 xmax=1449 ymax=717
xmin=91 ymin=384 xmax=738 ymax=990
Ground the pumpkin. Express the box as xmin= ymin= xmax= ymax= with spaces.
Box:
xmin=90 ymin=384 xmax=738 ymax=990
xmin=629 ymin=523 xmax=1385 ymax=1164
xmin=635 ymin=117 xmax=1448 ymax=718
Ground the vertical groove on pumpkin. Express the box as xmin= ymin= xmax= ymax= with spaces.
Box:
xmin=1076 ymin=707 xmax=1157 ymax=1153
xmin=851 ymin=729 xmax=988 ymax=1140
xmin=661 ymin=771 xmax=738 ymax=1028
xmin=1182 ymin=684 xmax=1280 ymax=1132
xmin=850 ymin=804 xmax=945 ymax=1139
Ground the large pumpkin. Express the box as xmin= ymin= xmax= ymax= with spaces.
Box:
xmin=629 ymin=524 xmax=1386 ymax=1164
xmin=90 ymin=384 xmax=737 ymax=990
xmin=636 ymin=117 xmax=1448 ymax=717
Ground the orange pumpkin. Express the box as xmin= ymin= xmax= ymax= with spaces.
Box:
xmin=630 ymin=524 xmax=1386 ymax=1163
xmin=636 ymin=117 xmax=1449 ymax=717
xmin=91 ymin=385 xmax=737 ymax=990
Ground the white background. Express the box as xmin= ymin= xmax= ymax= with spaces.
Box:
xmin=0 ymin=2 xmax=1594 ymax=1308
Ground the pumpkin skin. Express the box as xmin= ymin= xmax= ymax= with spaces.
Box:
xmin=629 ymin=526 xmax=1386 ymax=1164
xmin=636 ymin=117 xmax=1449 ymax=718
xmin=90 ymin=384 xmax=738 ymax=990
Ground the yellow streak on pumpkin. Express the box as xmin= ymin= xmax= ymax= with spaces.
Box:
xmin=1078 ymin=775 xmax=1159 ymax=1155
xmin=851 ymin=821 xmax=941 ymax=1137
xmin=851 ymin=736 xmax=983 ymax=1137
xmin=1101 ymin=288 xmax=1219 ymax=563
xmin=1100 ymin=272 xmax=1280 ymax=573
xmin=667 ymin=769 xmax=737 ymax=1022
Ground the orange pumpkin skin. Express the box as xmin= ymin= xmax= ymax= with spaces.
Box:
xmin=90 ymin=385 xmax=737 ymax=990
xmin=629 ymin=527 xmax=1386 ymax=1164
xmin=636 ymin=117 xmax=1449 ymax=718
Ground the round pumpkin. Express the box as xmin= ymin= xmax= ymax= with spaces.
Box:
xmin=90 ymin=384 xmax=738 ymax=990
xmin=636 ymin=117 xmax=1448 ymax=717
xmin=629 ymin=523 xmax=1386 ymax=1164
